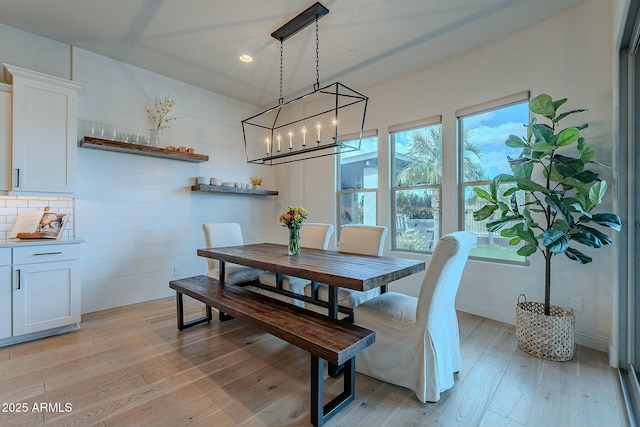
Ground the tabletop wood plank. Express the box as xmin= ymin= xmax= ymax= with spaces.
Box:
xmin=197 ymin=243 xmax=425 ymax=291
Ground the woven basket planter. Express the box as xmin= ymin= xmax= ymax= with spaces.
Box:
xmin=516 ymin=295 xmax=575 ymax=361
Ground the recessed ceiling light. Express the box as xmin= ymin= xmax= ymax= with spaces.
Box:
xmin=239 ymin=54 xmax=253 ymax=63
xmin=347 ymin=49 xmax=357 ymax=55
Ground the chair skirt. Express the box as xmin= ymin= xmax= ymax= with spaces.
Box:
xmin=354 ymin=292 xmax=461 ymax=403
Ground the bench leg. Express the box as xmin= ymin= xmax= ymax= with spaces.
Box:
xmin=175 ymin=291 xmax=213 ymax=331
xmin=310 ymin=355 xmax=356 ymax=427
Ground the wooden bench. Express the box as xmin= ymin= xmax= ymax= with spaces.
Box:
xmin=169 ymin=275 xmax=376 ymax=427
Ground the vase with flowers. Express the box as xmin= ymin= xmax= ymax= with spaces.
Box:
xmin=145 ymin=95 xmax=177 ymax=146
xmin=250 ymin=176 xmax=263 ymax=189
xmin=279 ymin=206 xmax=308 ymax=255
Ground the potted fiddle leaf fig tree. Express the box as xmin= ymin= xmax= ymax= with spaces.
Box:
xmin=472 ymin=93 xmax=621 ymax=361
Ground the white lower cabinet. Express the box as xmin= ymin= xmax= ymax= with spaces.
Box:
xmin=1 ymin=242 xmax=81 ymax=345
xmin=0 ymin=248 xmax=11 ymax=340
xmin=13 ymin=259 xmax=80 ymax=335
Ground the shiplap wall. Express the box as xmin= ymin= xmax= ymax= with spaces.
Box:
xmin=72 ymin=48 xmax=278 ymax=313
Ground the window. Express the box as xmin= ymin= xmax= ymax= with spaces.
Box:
xmin=457 ymin=92 xmax=529 ymax=262
xmin=337 ymin=132 xmax=378 ymax=239
xmin=390 ymin=117 xmax=442 ymax=253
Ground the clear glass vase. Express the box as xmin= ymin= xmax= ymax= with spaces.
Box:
xmin=288 ymin=227 xmax=301 ymax=255
xmin=149 ymin=128 xmax=160 ymax=147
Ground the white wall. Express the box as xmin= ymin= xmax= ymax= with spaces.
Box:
xmin=72 ymin=48 xmax=278 ymax=312
xmin=0 ymin=25 xmax=279 ymax=313
xmin=276 ymin=0 xmax=616 ymax=351
xmin=0 ymin=0 xmax=619 ymax=351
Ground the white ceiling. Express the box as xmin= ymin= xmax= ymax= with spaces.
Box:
xmin=0 ymin=0 xmax=585 ymax=107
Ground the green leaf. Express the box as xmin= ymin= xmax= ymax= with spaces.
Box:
xmin=554 ymin=108 xmax=587 ymax=123
xmin=588 ymin=180 xmax=607 ymax=206
xmin=487 ymin=216 xmax=522 ymax=232
xmin=552 ymin=98 xmax=568 ymax=112
xmin=517 ymin=178 xmax=551 ymax=195
xmin=511 ymin=161 xmax=533 ymax=180
xmin=569 ymin=202 xmax=591 ymax=217
xmin=542 ymin=229 xmax=570 ymax=253
xmin=577 ymin=225 xmax=613 ymax=245
xmin=500 ymin=224 xmax=522 ymax=238
xmin=547 ymin=163 xmax=564 ymax=183
xmin=510 ymin=193 xmax=518 ymax=212
xmin=517 ymin=226 xmax=537 ymax=246
xmin=530 ymin=94 xmax=555 ymax=119
xmin=497 ymin=201 xmax=509 ymax=213
xmin=574 ymin=170 xmax=599 ymax=183
xmin=473 ymin=205 xmax=498 ymax=221
xmin=574 ymin=193 xmax=589 ymax=211
xmin=509 ymin=237 xmax=522 ymax=245
xmin=552 ymin=218 xmax=570 ymax=232
xmin=505 ymin=135 xmax=527 ymax=148
xmin=503 ymin=186 xmax=518 ymax=197
xmin=532 ymin=123 xmax=555 ymax=144
xmin=526 ymin=117 xmax=535 ymax=142
xmin=494 ymin=174 xmax=517 ymax=187
xmin=552 ymin=155 xmax=584 ymax=177
xmin=530 ymin=142 xmax=557 ymax=153
xmin=545 ymin=195 xmax=575 ymax=227
xmin=564 ymin=247 xmax=592 ymax=264
xmin=517 ymin=243 xmax=538 ymax=257
xmin=577 ymin=138 xmax=596 ymax=163
xmin=570 ymin=230 xmax=602 ymax=248
xmin=473 ymin=187 xmax=494 ymax=203
xmin=589 ymin=213 xmax=622 ymax=231
xmin=555 ymin=127 xmax=580 ymax=147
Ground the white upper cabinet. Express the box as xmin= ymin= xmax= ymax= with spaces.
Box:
xmin=2 ymin=64 xmax=83 ymax=194
xmin=0 ymin=85 xmax=10 ymax=193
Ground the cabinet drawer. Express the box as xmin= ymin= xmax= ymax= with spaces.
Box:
xmin=0 ymin=248 xmax=10 ymax=266
xmin=13 ymin=244 xmax=80 ymax=264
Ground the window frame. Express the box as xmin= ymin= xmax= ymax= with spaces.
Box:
xmin=456 ymin=91 xmax=530 ymax=265
xmin=389 ymin=115 xmax=442 ymax=254
xmin=336 ymin=130 xmax=379 ymax=242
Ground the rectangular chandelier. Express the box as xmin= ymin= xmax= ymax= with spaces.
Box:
xmin=241 ymin=2 xmax=368 ymax=165
xmin=242 ymin=82 xmax=368 ymax=165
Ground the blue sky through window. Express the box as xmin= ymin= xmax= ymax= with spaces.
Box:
xmin=462 ymin=102 xmax=529 ymax=179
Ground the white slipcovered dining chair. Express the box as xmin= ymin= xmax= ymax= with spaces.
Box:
xmin=254 ymin=223 xmax=334 ymax=306
xmin=303 ymin=224 xmax=387 ymax=316
xmin=353 ymin=231 xmax=476 ymax=403
xmin=202 ymin=223 xmax=262 ymax=284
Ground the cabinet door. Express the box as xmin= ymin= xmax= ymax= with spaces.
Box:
xmin=0 ymin=266 xmax=10 ymax=339
xmin=13 ymin=260 xmax=81 ymax=336
xmin=11 ymin=77 xmax=77 ymax=193
xmin=0 ymin=87 xmax=11 ymax=193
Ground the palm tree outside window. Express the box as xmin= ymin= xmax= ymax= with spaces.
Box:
xmin=457 ymin=92 xmax=530 ymax=262
xmin=390 ymin=117 xmax=443 ymax=253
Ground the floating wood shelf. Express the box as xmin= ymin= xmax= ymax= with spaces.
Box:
xmin=80 ymin=137 xmax=209 ymax=163
xmin=191 ymin=184 xmax=278 ymax=196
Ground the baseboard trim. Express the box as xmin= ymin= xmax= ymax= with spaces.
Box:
xmin=456 ymin=300 xmax=610 ymax=352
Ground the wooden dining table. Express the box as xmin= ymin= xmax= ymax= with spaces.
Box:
xmin=196 ymin=242 xmax=426 ymax=319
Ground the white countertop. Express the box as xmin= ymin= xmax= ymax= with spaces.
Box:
xmin=0 ymin=237 xmax=84 ymax=248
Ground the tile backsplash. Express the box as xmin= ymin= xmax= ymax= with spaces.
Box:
xmin=0 ymin=196 xmax=75 ymax=240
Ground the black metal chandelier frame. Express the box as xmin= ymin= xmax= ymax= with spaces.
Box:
xmin=241 ymin=2 xmax=368 ymax=165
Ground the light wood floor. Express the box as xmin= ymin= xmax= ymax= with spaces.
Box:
xmin=0 ymin=297 xmax=629 ymax=427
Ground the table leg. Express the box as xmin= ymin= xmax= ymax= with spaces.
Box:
xmin=327 ymin=286 xmax=344 ymax=378
xmin=218 ymin=261 xmax=233 ymax=322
